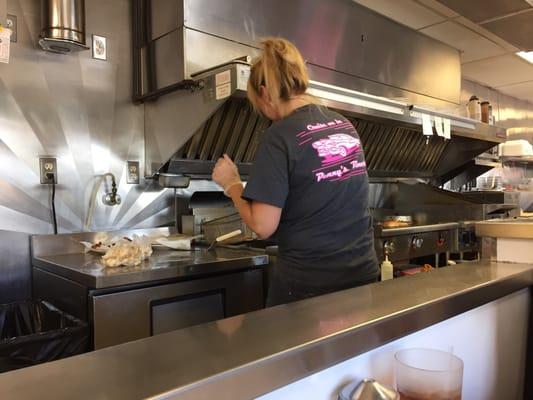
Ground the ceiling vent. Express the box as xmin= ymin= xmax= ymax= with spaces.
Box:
xmin=39 ymin=0 xmax=89 ymax=54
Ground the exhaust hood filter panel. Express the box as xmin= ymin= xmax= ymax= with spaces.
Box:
xmin=39 ymin=37 xmax=89 ymax=54
xmin=40 ymin=0 xmax=89 ymax=53
xmin=174 ymin=97 xmax=270 ymax=166
xmin=351 ymin=118 xmax=449 ymax=177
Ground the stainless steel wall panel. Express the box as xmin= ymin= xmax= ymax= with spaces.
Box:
xmin=150 ymin=0 xmax=184 ymax=40
xmin=0 ymin=0 xmax=172 ymax=234
xmin=183 ymin=0 xmax=461 ymax=104
xmin=0 ymin=230 xmax=31 ymax=303
xmin=153 ymin=29 xmax=185 ymax=90
xmin=145 ymin=85 xmax=224 ymax=175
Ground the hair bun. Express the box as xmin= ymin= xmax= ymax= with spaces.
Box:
xmin=247 ymin=37 xmax=310 ymax=111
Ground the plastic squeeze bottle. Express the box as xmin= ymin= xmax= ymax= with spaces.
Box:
xmin=381 ymin=255 xmax=394 ymax=281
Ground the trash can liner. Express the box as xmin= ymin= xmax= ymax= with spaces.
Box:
xmin=0 ymin=300 xmax=88 ymax=373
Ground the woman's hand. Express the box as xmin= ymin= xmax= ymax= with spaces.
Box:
xmin=212 ymin=154 xmax=242 ymax=194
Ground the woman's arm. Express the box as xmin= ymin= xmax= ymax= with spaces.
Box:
xmin=226 ymin=184 xmax=281 ymax=239
xmin=212 ymin=155 xmax=282 ymax=239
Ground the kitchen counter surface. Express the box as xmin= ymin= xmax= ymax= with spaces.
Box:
xmin=33 ymin=248 xmax=268 ymax=289
xmin=1 ymin=261 xmax=531 ymax=399
xmin=30 ymin=228 xmax=269 ymax=289
xmin=476 ymin=217 xmax=533 ymax=239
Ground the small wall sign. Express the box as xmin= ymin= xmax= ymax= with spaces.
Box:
xmin=92 ymin=35 xmax=107 ymax=60
xmin=0 ymin=27 xmax=12 ymax=64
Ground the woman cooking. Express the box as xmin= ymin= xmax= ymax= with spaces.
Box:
xmin=212 ymin=37 xmax=379 ymax=306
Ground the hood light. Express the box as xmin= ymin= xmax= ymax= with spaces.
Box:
xmin=516 ymin=51 xmax=533 ymax=64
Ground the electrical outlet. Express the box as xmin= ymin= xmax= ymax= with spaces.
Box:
xmin=39 ymin=157 xmax=57 ymax=184
xmin=127 ymin=161 xmax=140 ymax=184
xmin=6 ymin=15 xmax=17 ymax=42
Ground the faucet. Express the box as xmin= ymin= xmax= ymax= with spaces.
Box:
xmin=84 ymin=173 xmax=121 ymax=231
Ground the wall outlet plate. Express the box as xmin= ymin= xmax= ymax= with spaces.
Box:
xmin=127 ymin=161 xmax=140 ymax=184
xmin=39 ymin=157 xmax=57 ymax=184
xmin=6 ymin=14 xmax=17 ymax=42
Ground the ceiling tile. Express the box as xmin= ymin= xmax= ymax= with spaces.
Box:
xmin=481 ymin=10 xmax=533 ymax=51
xmin=497 ymin=81 xmax=533 ymax=102
xmin=454 ymin=17 xmax=519 ymax=52
xmin=461 ymin=54 xmax=533 ymax=86
xmin=421 ymin=21 xmax=507 ymax=63
xmin=414 ymin=0 xmax=459 ymax=18
xmin=352 ymin=0 xmax=446 ymax=29
xmin=436 ymin=0 xmax=531 ymax=23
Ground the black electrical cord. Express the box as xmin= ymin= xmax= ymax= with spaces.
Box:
xmin=47 ymin=173 xmax=58 ymax=235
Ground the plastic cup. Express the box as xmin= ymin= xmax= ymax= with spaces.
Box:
xmin=395 ymin=348 xmax=463 ymax=400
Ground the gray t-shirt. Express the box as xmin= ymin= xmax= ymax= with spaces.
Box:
xmin=243 ymin=104 xmax=378 ymax=287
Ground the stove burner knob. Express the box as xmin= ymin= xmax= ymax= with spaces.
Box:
xmin=384 ymin=241 xmax=395 ymax=254
xmin=412 ymin=237 xmax=424 ymax=249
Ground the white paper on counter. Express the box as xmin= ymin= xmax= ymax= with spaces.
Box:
xmin=434 ymin=116 xmax=445 ymax=137
xmin=421 ymin=113 xmax=433 ymax=137
xmin=0 ymin=28 xmax=12 ymax=64
xmin=443 ymin=118 xmax=451 ymax=139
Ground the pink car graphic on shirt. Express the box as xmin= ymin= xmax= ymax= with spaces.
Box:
xmin=312 ymin=134 xmax=361 ymax=161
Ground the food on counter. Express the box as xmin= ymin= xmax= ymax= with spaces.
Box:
xmin=102 ymin=240 xmax=143 ymax=267
xmin=101 ymin=236 xmax=152 ymax=267
xmin=81 ymin=233 xmax=153 ymax=267
xmin=94 ymin=232 xmax=109 ymax=244
xmin=382 ymin=220 xmax=410 ymax=228
xmin=80 ymin=241 xmax=109 ymax=254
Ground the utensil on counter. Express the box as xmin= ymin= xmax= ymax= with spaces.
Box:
xmin=207 ymin=229 xmax=242 ymax=251
xmin=202 ymin=213 xmax=253 ymax=244
xmin=338 ymin=378 xmax=399 ymax=400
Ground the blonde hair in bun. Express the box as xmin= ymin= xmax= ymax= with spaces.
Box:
xmin=248 ymin=37 xmax=312 ymax=113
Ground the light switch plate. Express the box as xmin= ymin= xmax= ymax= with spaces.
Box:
xmin=127 ymin=161 xmax=140 ymax=184
xmin=39 ymin=157 xmax=57 ymax=184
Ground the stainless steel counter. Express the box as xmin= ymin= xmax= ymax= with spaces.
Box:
xmin=33 ymin=248 xmax=268 ymax=289
xmin=31 ymin=228 xmax=268 ymax=289
xmin=476 ymin=218 xmax=533 ymax=239
xmin=1 ymin=261 xmax=531 ymax=399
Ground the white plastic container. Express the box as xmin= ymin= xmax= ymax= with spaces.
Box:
xmin=499 ymin=140 xmax=533 ymax=157
xmin=467 ymin=96 xmax=481 ymax=121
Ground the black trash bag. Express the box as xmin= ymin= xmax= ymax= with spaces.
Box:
xmin=0 ymin=300 xmax=89 ymax=373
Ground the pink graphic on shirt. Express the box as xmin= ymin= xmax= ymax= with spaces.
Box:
xmin=311 ymin=134 xmax=361 ymax=164
xmin=296 ymin=118 xmax=367 ymax=183
xmin=315 ymin=160 xmax=367 ymax=182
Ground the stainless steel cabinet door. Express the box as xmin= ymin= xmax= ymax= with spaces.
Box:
xmin=91 ymin=269 xmax=263 ymax=349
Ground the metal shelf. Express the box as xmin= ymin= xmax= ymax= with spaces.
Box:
xmin=501 ymin=156 xmax=533 ymax=164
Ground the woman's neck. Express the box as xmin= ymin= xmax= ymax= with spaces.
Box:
xmin=276 ymin=96 xmax=312 ymax=120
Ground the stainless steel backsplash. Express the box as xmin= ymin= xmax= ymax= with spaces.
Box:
xmin=0 ymin=0 xmax=173 ymax=234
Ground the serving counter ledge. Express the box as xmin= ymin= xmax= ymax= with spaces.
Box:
xmin=1 ymin=261 xmax=532 ymax=400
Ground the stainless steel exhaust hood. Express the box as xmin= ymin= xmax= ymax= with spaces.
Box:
xmin=39 ymin=0 xmax=89 ymax=53
xmin=152 ymin=61 xmax=505 ymax=186
xmin=135 ymin=0 xmax=506 ymax=185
